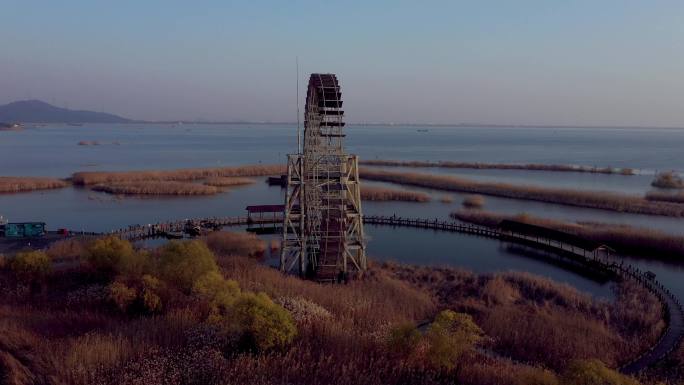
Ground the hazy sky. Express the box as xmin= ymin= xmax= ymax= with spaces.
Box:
xmin=2 ymin=1 xmax=684 ymax=126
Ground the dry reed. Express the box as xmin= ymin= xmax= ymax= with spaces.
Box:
xmin=360 ymin=159 xmax=635 ymax=175
xmin=645 ymin=191 xmax=684 ymax=204
xmin=0 ymin=177 xmax=69 ymax=193
xmin=360 ymin=168 xmax=684 ymax=217
xmin=204 ymin=231 xmax=266 ymax=257
xmin=451 ymin=209 xmax=684 ymax=259
xmin=462 ymin=195 xmax=485 ymax=209
xmin=91 ymin=181 xmax=218 ymax=195
xmin=383 ymin=262 xmax=663 ymax=372
xmin=203 ymin=177 xmax=256 ymax=187
xmin=72 ymin=164 xmax=286 ymax=185
xmin=360 ymin=186 xmax=431 ymax=202
xmin=439 ymin=195 xmax=454 ymax=204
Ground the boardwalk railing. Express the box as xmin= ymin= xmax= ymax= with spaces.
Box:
xmin=105 ymin=214 xmax=682 ymax=373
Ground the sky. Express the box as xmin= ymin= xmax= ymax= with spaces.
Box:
xmin=1 ymin=0 xmax=684 ymax=126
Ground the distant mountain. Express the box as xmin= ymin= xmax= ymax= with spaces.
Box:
xmin=0 ymin=100 xmax=133 ymax=123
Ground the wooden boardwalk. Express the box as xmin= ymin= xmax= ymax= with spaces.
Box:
xmin=107 ymin=214 xmax=683 ymax=374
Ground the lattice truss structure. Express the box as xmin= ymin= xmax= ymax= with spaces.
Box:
xmin=280 ymin=74 xmax=366 ymax=282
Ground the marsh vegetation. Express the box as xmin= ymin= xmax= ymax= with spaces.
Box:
xmin=451 ymin=209 xmax=684 ymax=259
xmin=203 ymin=177 xmax=256 ymax=187
xmin=72 ymin=164 xmax=285 ymax=185
xmin=0 ymin=176 xmax=68 ymax=193
xmin=91 ymin=181 xmax=220 ymax=196
xmin=360 ymin=186 xmax=431 ymax=202
xmin=361 ymin=159 xmax=636 ymax=175
xmin=360 ymin=169 xmax=684 ymax=217
xmin=0 ymin=233 xmax=661 ymax=385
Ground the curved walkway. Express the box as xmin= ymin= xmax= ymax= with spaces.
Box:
xmin=108 ymin=214 xmax=684 ymax=374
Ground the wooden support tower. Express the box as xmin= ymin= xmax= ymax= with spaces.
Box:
xmin=280 ymin=74 xmax=366 ymax=282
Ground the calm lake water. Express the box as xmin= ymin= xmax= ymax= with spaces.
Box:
xmin=2 ymin=124 xmax=684 ymax=300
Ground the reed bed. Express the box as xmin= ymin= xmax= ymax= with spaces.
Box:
xmin=360 ymin=186 xmax=430 ymax=202
xmin=360 ymin=159 xmax=635 ymax=175
xmin=91 ymin=181 xmax=219 ymax=195
xmin=204 ymin=231 xmax=266 ymax=257
xmin=462 ymin=194 xmax=485 ymax=209
xmin=204 ymin=177 xmax=256 ymax=187
xmin=360 ymin=168 xmax=684 ymax=217
xmin=651 ymin=171 xmax=684 ymax=189
xmin=440 ymin=195 xmax=454 ymax=204
xmin=72 ymin=164 xmax=286 ymax=185
xmin=645 ymin=191 xmax=684 ymax=204
xmin=0 ymin=176 xmax=69 ymax=193
xmin=451 ymin=209 xmax=684 ymax=259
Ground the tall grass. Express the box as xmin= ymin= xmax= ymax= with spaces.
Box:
xmin=451 ymin=209 xmax=684 ymax=259
xmin=204 ymin=177 xmax=256 ymax=187
xmin=360 ymin=168 xmax=684 ymax=217
xmin=360 ymin=186 xmax=430 ymax=202
xmin=462 ymin=195 xmax=485 ymax=208
xmin=91 ymin=181 xmax=219 ymax=195
xmin=72 ymin=164 xmax=286 ymax=185
xmin=382 ymin=262 xmax=663 ymax=372
xmin=0 ymin=177 xmax=68 ymax=193
xmin=205 ymin=231 xmax=266 ymax=257
xmin=646 ymin=191 xmax=684 ymax=204
xmin=360 ymin=159 xmax=635 ymax=175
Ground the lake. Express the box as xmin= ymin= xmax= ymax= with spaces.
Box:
xmin=2 ymin=123 xmax=684 ymax=299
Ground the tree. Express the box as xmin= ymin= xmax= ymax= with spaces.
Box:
xmin=228 ymin=292 xmax=297 ymax=352
xmin=141 ymin=274 xmax=163 ymax=313
xmin=425 ymin=310 xmax=483 ymax=370
xmin=192 ymin=271 xmax=241 ymax=313
xmin=11 ymin=250 xmax=52 ymax=282
xmin=87 ymin=236 xmax=147 ymax=275
xmin=387 ymin=322 xmax=422 ymax=357
xmin=108 ymin=280 xmax=137 ymax=311
xmin=108 ymin=274 xmax=164 ymax=314
xmin=561 ymin=359 xmax=640 ymax=385
xmin=157 ymin=240 xmax=218 ymax=292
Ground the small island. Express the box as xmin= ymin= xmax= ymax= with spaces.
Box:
xmin=0 ymin=122 xmax=23 ymax=131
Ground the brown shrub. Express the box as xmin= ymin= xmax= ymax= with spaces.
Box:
xmin=205 ymin=232 xmax=266 ymax=257
xmin=360 ymin=168 xmax=684 ymax=216
xmin=0 ymin=177 xmax=68 ymax=193
xmin=91 ymin=181 xmax=218 ymax=195
xmin=360 ymin=186 xmax=430 ymax=202
xmin=72 ymin=164 xmax=285 ymax=185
